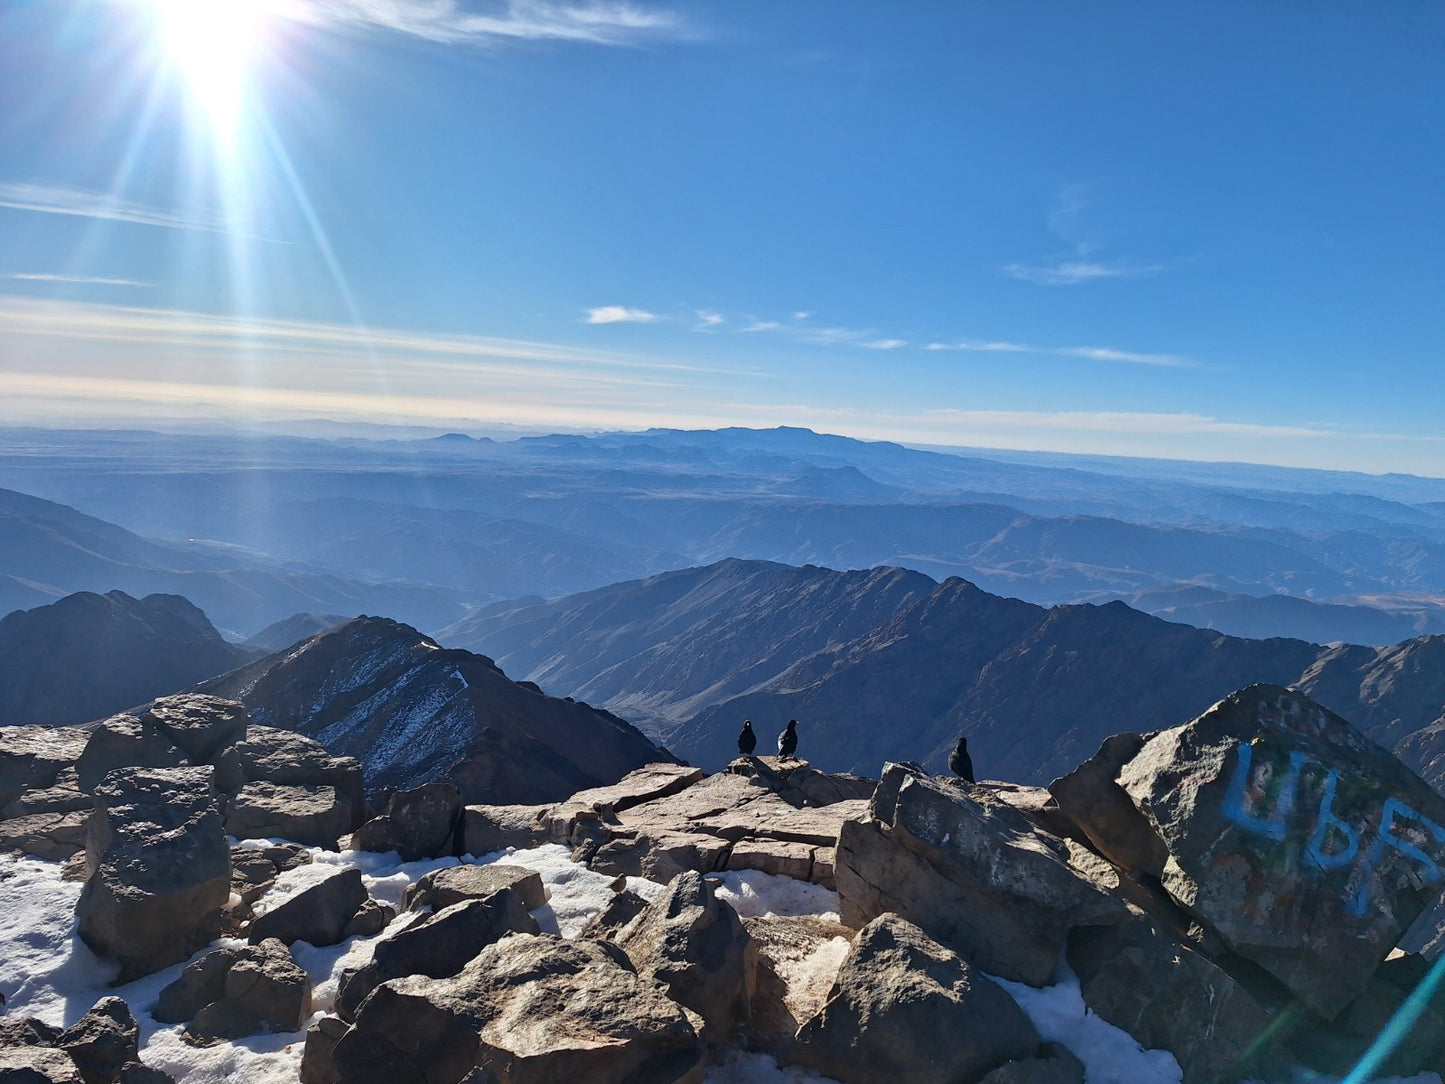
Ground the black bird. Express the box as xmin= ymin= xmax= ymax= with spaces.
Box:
xmin=738 ymin=720 xmax=757 ymax=756
xmin=948 ymin=735 xmax=975 ymax=783
xmin=777 ymin=718 xmax=799 ymax=760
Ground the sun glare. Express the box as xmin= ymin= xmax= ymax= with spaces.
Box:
xmin=149 ymin=0 xmax=267 ymax=146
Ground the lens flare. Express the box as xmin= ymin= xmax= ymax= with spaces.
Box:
xmin=150 ymin=0 xmax=265 ymax=147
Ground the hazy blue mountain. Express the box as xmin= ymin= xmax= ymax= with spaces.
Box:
xmin=4 ymin=425 xmax=1445 ymax=644
xmin=442 ymin=559 xmax=937 ymax=739
xmin=242 ymin=612 xmax=351 ymax=653
xmin=0 ymin=486 xmax=465 ymax=636
xmin=0 ymin=591 xmax=256 ymax=726
xmin=1109 ymin=585 xmax=1445 ymax=646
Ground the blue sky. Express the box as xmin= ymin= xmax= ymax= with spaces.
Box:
xmin=0 ymin=1 xmax=1441 ymax=472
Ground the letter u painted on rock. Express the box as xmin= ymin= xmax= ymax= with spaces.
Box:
xmin=1222 ymin=742 xmax=1305 ymax=842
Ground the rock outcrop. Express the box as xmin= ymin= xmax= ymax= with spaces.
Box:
xmin=75 ymin=766 xmax=231 ymax=982
xmin=835 ymin=762 xmax=1129 ymax=985
xmin=332 ymin=934 xmax=706 ymax=1084
xmin=789 ymin=913 xmax=1041 ymax=1084
xmin=155 ymin=939 xmax=312 ymax=1040
xmin=1114 ymin=684 xmax=1445 ymax=1018
xmin=195 ymin=616 xmax=674 ymax=804
xmin=615 ymin=870 xmax=755 ymax=1045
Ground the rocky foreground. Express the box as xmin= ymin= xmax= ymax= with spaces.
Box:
xmin=2 ymin=684 xmax=1445 ymax=1082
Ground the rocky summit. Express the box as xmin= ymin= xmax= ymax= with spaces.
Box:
xmin=1 ymin=684 xmax=1444 ymax=1083
xmin=194 ymin=615 xmax=673 ymax=804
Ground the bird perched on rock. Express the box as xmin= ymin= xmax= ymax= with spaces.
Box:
xmin=949 ymin=735 xmax=975 ymax=783
xmin=737 ymin=720 xmax=757 ymax=756
xmin=778 ymin=719 xmax=799 ymax=760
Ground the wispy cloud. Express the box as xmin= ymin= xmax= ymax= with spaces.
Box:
xmin=862 ymin=338 xmax=907 ymax=350
xmin=1008 ymin=185 xmax=1163 ymax=286
xmin=308 ymin=0 xmax=685 ymax=47
xmin=1057 ymin=346 xmax=1191 ymax=368
xmin=741 ymin=319 xmax=782 ymax=333
xmin=694 ymin=310 xmax=724 ymax=329
xmin=928 ymin=337 xmax=1194 ymax=367
xmin=925 ymin=339 xmax=1030 ymax=353
xmin=1004 ymin=258 xmax=1161 ymax=286
xmin=585 ymin=305 xmax=658 ymax=324
xmin=2 ymin=272 xmax=152 ymax=288
xmin=0 ymin=183 xmax=221 ymax=232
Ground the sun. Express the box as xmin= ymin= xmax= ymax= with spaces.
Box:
xmin=148 ymin=0 xmax=269 ymax=146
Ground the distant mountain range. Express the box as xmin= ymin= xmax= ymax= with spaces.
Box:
xmin=0 ymin=590 xmax=255 ymax=726
xmin=446 ymin=559 xmax=1445 ymax=792
xmin=0 ymin=486 xmax=465 ymax=636
xmin=3 ymin=424 xmax=1443 ymax=645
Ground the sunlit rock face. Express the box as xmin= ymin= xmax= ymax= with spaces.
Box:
xmin=195 ymin=616 xmax=673 ymax=805
xmin=1118 ymin=683 xmax=1445 ymax=1018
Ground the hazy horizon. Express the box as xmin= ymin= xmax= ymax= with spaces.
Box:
xmin=2 ymin=3 xmax=1440 ymax=473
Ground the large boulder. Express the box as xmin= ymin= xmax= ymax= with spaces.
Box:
xmin=156 ymin=940 xmax=312 ymax=1039
xmin=1048 ymin=732 xmax=1169 ymax=875
xmin=74 ymin=718 xmax=185 ymax=794
xmin=74 ymin=766 xmax=231 ymax=982
xmin=460 ymin=804 xmax=548 ymax=855
xmin=336 ymin=880 xmax=541 ymax=1021
xmin=55 ymin=997 xmax=139 ymax=1084
xmin=333 ymin=933 xmax=705 ymax=1084
xmin=1118 ymin=683 xmax=1445 ymax=1017
xmin=348 ymin=783 xmax=461 ymax=861
xmin=615 ymin=870 xmax=755 ymax=1045
xmin=228 ymin=726 xmax=365 ymax=827
xmin=834 ymin=762 xmax=1130 ymax=985
xmin=140 ymin=696 xmax=248 ymax=764
xmin=400 ymin=863 xmax=545 ymax=914
xmin=223 ymin=782 xmax=353 ymax=849
xmin=247 ymin=867 xmax=369 ymax=948
xmin=789 ymin=913 xmax=1041 ymax=1084
xmin=1067 ymin=917 xmax=1287 ymax=1084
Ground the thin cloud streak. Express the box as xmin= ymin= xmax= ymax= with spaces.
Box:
xmin=0 ymin=183 xmax=223 ymax=233
xmin=2 ymin=273 xmax=152 ymax=288
xmin=308 ymin=0 xmax=684 ymax=46
xmin=1058 ymin=346 xmax=1192 ymax=368
xmin=0 ymin=296 xmax=750 ymax=379
xmin=925 ymin=340 xmax=1030 ymax=353
xmin=1004 ymin=258 xmax=1161 ymax=286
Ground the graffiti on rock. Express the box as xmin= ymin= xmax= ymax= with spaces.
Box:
xmin=1221 ymin=740 xmax=1445 ymax=917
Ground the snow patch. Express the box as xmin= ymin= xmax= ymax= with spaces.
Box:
xmin=709 ymin=867 xmax=841 ymax=921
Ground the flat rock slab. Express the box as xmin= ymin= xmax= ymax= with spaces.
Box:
xmin=1118 ymin=683 xmax=1445 ymax=1018
xmin=835 ymin=762 xmax=1129 ymax=985
xmin=545 ymin=762 xmax=704 ymax=837
xmin=0 ymin=810 xmax=88 ymax=860
xmin=224 ymin=781 xmax=352 ymax=849
xmin=0 ymin=725 xmax=89 ymax=808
